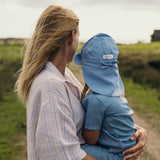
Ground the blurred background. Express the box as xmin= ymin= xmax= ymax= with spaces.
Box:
xmin=0 ymin=0 xmax=160 ymax=159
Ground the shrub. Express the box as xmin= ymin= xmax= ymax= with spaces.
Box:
xmin=118 ymin=42 xmax=160 ymax=90
xmin=148 ymin=60 xmax=160 ymax=70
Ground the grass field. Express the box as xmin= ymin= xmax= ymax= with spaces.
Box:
xmin=0 ymin=94 xmax=26 ymax=160
xmin=118 ymin=42 xmax=160 ymax=55
xmin=0 ymin=44 xmax=26 ymax=159
xmin=0 ymin=42 xmax=160 ymax=159
xmin=123 ymin=78 xmax=160 ymax=133
xmin=0 ymin=44 xmax=24 ymax=60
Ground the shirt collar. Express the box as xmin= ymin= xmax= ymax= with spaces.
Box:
xmin=45 ymin=61 xmax=77 ymax=86
xmin=45 ymin=61 xmax=66 ymax=81
xmin=45 ymin=61 xmax=80 ymax=99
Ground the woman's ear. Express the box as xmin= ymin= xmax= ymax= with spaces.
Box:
xmin=68 ymin=30 xmax=74 ymax=45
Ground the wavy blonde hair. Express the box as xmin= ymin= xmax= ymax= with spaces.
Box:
xmin=15 ymin=5 xmax=79 ymax=104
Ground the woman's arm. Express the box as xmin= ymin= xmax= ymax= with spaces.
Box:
xmin=36 ymin=89 xmax=87 ymax=160
xmin=122 ymin=125 xmax=147 ymax=160
xmin=82 ymin=129 xmax=100 ymax=145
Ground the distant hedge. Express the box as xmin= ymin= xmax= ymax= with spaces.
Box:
xmin=118 ymin=42 xmax=160 ymax=90
xmin=0 ymin=43 xmax=160 ymax=101
xmin=148 ymin=60 xmax=160 ymax=70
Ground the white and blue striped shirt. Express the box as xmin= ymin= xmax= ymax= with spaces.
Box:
xmin=27 ymin=61 xmax=86 ymax=160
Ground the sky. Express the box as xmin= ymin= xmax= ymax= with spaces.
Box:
xmin=0 ymin=0 xmax=160 ymax=43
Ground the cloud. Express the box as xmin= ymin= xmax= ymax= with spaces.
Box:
xmin=15 ymin=0 xmax=58 ymax=8
xmin=78 ymin=0 xmax=160 ymax=9
xmin=0 ymin=0 xmax=60 ymax=9
xmin=81 ymin=0 xmax=160 ymax=5
xmin=0 ymin=0 xmax=159 ymax=10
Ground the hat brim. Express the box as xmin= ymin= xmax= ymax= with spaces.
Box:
xmin=82 ymin=64 xmax=124 ymax=96
xmin=73 ymin=52 xmax=81 ymax=65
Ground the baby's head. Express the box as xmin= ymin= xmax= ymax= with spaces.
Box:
xmin=74 ymin=33 xmax=119 ymax=67
xmin=74 ymin=33 xmax=124 ymax=97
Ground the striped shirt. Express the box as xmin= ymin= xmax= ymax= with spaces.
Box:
xmin=27 ymin=61 xmax=86 ymax=160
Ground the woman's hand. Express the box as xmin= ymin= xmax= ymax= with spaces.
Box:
xmin=122 ymin=125 xmax=147 ymax=160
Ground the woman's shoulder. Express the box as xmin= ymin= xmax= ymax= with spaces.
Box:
xmin=31 ymin=69 xmax=67 ymax=95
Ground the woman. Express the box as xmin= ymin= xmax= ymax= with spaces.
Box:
xmin=15 ymin=5 xmax=147 ymax=160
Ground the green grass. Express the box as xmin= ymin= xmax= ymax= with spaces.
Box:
xmin=123 ymin=78 xmax=160 ymax=133
xmin=0 ymin=42 xmax=160 ymax=159
xmin=118 ymin=42 xmax=160 ymax=55
xmin=0 ymin=43 xmax=26 ymax=159
xmin=117 ymin=42 xmax=160 ymax=89
xmin=0 ymin=44 xmax=24 ymax=60
xmin=0 ymin=93 xmax=26 ymax=160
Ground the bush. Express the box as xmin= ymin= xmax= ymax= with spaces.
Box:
xmin=148 ymin=60 xmax=160 ymax=70
xmin=0 ymin=59 xmax=22 ymax=94
xmin=118 ymin=42 xmax=160 ymax=90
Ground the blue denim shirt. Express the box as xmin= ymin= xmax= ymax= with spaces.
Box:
xmin=82 ymin=92 xmax=137 ymax=153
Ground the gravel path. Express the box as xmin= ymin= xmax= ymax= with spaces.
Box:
xmin=133 ymin=114 xmax=160 ymax=160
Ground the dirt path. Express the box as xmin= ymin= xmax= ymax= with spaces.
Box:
xmin=133 ymin=114 xmax=160 ymax=160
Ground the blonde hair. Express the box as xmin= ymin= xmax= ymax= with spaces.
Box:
xmin=15 ymin=5 xmax=79 ymax=104
xmin=81 ymin=83 xmax=89 ymax=102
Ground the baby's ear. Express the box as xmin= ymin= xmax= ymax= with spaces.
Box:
xmin=123 ymin=93 xmax=125 ymax=97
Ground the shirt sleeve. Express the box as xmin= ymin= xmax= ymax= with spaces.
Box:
xmin=82 ymin=97 xmax=105 ymax=130
xmin=36 ymin=87 xmax=86 ymax=160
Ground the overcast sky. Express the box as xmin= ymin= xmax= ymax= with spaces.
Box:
xmin=0 ymin=0 xmax=160 ymax=43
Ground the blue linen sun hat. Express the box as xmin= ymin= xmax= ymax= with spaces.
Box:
xmin=74 ymin=33 xmax=124 ymax=96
